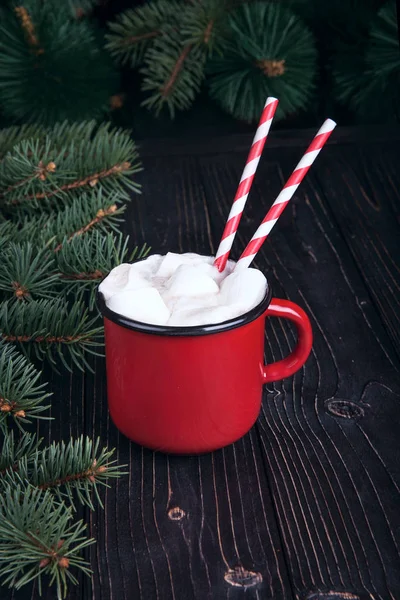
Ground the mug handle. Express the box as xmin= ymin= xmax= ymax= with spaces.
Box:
xmin=262 ymin=298 xmax=313 ymax=384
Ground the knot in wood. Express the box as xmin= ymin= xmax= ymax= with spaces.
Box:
xmin=257 ymin=59 xmax=286 ymax=77
xmin=325 ymin=399 xmax=364 ymax=420
xmin=168 ymin=507 xmax=185 ymax=521
xmin=224 ymin=567 xmax=262 ymax=588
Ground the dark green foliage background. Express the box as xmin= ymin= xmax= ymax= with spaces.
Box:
xmin=0 ymin=0 xmax=396 ymax=135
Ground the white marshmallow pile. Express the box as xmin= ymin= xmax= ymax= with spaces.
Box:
xmin=100 ymin=252 xmax=268 ymax=327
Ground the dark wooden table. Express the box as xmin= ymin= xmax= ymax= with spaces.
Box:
xmin=10 ymin=127 xmax=400 ymax=600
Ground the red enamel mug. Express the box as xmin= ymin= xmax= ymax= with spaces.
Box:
xmin=98 ymin=280 xmax=312 ymax=454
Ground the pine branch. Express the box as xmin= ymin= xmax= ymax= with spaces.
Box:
xmin=0 ymin=482 xmax=93 ymax=599
xmin=0 ymin=220 xmax=21 ymax=245
xmin=181 ymin=0 xmax=233 ymax=55
xmin=334 ymin=0 xmax=399 ymax=122
xmin=14 ymin=5 xmax=43 ymax=54
xmin=0 ymin=299 xmax=103 ymax=372
xmin=0 ymin=1 xmax=118 ymax=125
xmin=68 ymin=0 xmax=98 ymax=18
xmin=141 ymin=29 xmax=207 ymax=117
xmin=56 ymin=231 xmax=149 ymax=309
xmin=0 ymin=431 xmax=41 ymax=474
xmin=56 ymin=233 xmax=149 ymax=279
xmin=0 ymin=124 xmax=45 ymax=160
xmin=11 ymin=436 xmax=124 ymax=511
xmin=0 ymin=242 xmax=60 ymax=300
xmin=2 ymin=190 xmax=126 ymax=248
xmin=0 ymin=121 xmax=97 ymax=162
xmin=52 ymin=201 xmax=122 ymax=251
xmin=0 ymin=341 xmax=51 ymax=428
xmin=0 ymin=121 xmax=142 ymax=211
xmin=105 ymin=0 xmax=182 ymax=67
xmin=208 ymin=1 xmax=317 ymax=122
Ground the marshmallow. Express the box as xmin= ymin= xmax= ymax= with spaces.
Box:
xmin=168 ymin=305 xmax=234 ymax=327
xmin=220 ymin=268 xmax=267 ymax=311
xmin=167 ymin=294 xmax=219 ymax=313
xmin=107 ymin=288 xmax=170 ymax=325
xmin=124 ymin=272 xmax=151 ymax=292
xmin=195 ymin=261 xmax=233 ymax=286
xmin=98 ymin=263 xmax=131 ymax=300
xmin=155 ymin=252 xmax=210 ymax=279
xmin=128 ymin=255 xmax=163 ymax=280
xmin=101 ymin=252 xmax=268 ymax=327
xmin=164 ymin=264 xmax=219 ymax=299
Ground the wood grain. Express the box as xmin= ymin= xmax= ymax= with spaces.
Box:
xmin=7 ymin=128 xmax=400 ymax=600
xmin=197 ymin=143 xmax=400 ymax=599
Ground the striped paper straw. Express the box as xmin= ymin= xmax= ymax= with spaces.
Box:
xmin=235 ymin=118 xmax=337 ymax=271
xmin=214 ymin=97 xmax=279 ymax=272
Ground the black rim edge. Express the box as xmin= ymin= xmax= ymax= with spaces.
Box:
xmin=96 ymin=286 xmax=272 ymax=337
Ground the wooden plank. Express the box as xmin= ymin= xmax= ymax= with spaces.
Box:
xmin=313 ymin=143 xmax=400 ymax=359
xmin=85 ymin=154 xmax=294 ymax=600
xmin=198 ymin=142 xmax=400 ymax=600
xmin=137 ymin=125 xmax=400 ymax=158
xmin=88 ymin=139 xmax=400 ymax=600
xmin=6 ymin=130 xmax=400 ymax=600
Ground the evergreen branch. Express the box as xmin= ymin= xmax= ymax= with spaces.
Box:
xmin=162 ymin=44 xmax=194 ymax=98
xmin=0 ymin=220 xmax=22 ymax=244
xmin=334 ymin=0 xmax=399 ymax=121
xmin=0 ymin=122 xmax=142 ymax=210
xmin=14 ymin=436 xmax=124 ymax=510
xmin=0 ymin=431 xmax=41 ymax=474
xmin=181 ymin=0 xmax=232 ymax=55
xmin=0 ymin=341 xmax=51 ymax=428
xmin=105 ymin=0 xmax=182 ymax=67
xmin=44 ymin=120 xmax=99 ymax=151
xmin=0 ymin=122 xmax=97 ymax=163
xmin=0 ymin=124 xmax=45 ymax=160
xmin=0 ymin=242 xmax=60 ymax=299
xmin=47 ymin=188 xmax=125 ymax=241
xmin=54 ymin=204 xmax=119 ymax=251
xmin=56 ymin=231 xmax=131 ymax=281
xmin=0 ymin=299 xmax=103 ymax=372
xmin=141 ymin=29 xmax=207 ymax=117
xmin=68 ymin=0 xmax=98 ymax=18
xmin=14 ymin=6 xmax=43 ymax=55
xmin=23 ymin=163 xmax=131 ymax=202
xmin=208 ymin=1 xmax=317 ymax=122
xmin=56 ymin=232 xmax=150 ymax=309
xmin=0 ymin=2 xmax=118 ymax=125
xmin=0 ymin=482 xmax=93 ymax=599
xmin=3 ymin=190 xmax=126 ymax=247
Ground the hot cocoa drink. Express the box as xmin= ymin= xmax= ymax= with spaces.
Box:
xmin=99 ymin=252 xmax=268 ymax=327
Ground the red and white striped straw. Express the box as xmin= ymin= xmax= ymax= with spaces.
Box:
xmin=214 ymin=97 xmax=279 ymax=272
xmin=235 ymin=118 xmax=337 ymax=271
